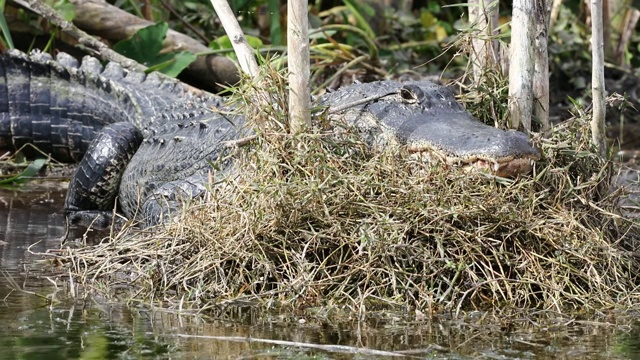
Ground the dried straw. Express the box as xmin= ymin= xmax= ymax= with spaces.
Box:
xmin=53 ymin=68 xmax=640 ymax=316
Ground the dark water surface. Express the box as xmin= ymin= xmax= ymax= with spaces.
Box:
xmin=2 ymin=185 xmax=640 ymax=359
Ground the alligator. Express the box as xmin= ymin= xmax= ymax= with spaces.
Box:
xmin=0 ymin=49 xmax=540 ymax=227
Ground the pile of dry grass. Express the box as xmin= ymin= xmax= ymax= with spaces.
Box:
xmin=55 ymin=71 xmax=640 ymax=316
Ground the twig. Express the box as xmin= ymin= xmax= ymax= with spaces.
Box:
xmin=169 ymin=334 xmax=414 ymax=357
xmin=223 ymin=135 xmax=257 ymax=148
xmin=12 ymin=0 xmax=148 ymax=72
xmin=208 ymin=0 xmax=258 ymax=77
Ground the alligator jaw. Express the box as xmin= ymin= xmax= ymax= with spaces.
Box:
xmin=462 ymin=156 xmax=539 ymax=178
xmin=409 ymin=146 xmax=541 ymax=178
xmin=402 ymin=113 xmax=542 ymax=178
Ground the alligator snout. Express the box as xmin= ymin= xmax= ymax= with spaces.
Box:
xmin=404 ymin=116 xmax=540 ymax=177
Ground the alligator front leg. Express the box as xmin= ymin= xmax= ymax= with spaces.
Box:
xmin=65 ymin=122 xmax=142 ymax=228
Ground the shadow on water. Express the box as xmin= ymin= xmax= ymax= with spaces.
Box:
xmin=2 ymin=184 xmax=640 ymax=359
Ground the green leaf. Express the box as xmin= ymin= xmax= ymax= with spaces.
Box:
xmin=53 ymin=0 xmax=76 ymax=22
xmin=114 ymin=22 xmax=168 ymax=66
xmin=214 ymin=35 xmax=233 ymax=50
xmin=246 ymin=35 xmax=264 ymax=49
xmin=114 ymin=22 xmax=196 ymax=77
xmin=342 ymin=0 xmax=375 ymax=39
xmin=208 ymin=40 xmax=221 ymax=50
xmin=210 ymin=35 xmax=261 ymax=61
xmin=0 ymin=159 xmax=46 ymax=186
xmin=146 ymin=51 xmax=197 ymax=77
xmin=421 ymin=11 xmax=436 ymax=28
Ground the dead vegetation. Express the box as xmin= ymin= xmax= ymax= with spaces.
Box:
xmin=50 ymin=67 xmax=640 ymax=317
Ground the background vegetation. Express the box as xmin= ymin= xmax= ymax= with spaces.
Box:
xmin=5 ymin=0 xmax=640 ymax=112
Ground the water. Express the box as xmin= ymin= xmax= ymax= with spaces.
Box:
xmin=2 ymin=184 xmax=640 ymax=359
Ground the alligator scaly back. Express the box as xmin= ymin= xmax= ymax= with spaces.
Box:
xmin=0 ymin=49 xmax=223 ymax=162
xmin=0 ymin=49 xmax=239 ymax=227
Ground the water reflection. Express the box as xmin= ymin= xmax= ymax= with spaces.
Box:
xmin=0 ymin=184 xmax=67 ymax=269
xmin=0 ymin=185 xmax=170 ymax=359
xmin=0 ymin=289 xmax=177 ymax=359
xmin=0 ymin=185 xmax=175 ymax=358
xmin=1 ymin=185 xmax=640 ymax=359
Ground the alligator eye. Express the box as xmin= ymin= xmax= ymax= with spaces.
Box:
xmin=399 ymin=85 xmax=424 ymax=104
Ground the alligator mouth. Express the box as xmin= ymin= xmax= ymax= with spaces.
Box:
xmin=408 ymin=148 xmax=541 ymax=178
xmin=461 ymin=156 xmax=538 ymax=178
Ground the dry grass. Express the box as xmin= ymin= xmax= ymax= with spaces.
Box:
xmin=52 ymin=68 xmax=640 ymax=317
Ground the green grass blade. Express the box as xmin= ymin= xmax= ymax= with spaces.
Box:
xmin=0 ymin=159 xmax=46 ymax=185
xmin=342 ymin=0 xmax=375 ymax=39
xmin=0 ymin=0 xmax=15 ymax=49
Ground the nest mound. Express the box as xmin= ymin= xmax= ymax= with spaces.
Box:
xmin=59 ymin=95 xmax=640 ymax=314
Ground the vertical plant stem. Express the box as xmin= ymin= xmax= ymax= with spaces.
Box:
xmin=208 ymin=0 xmax=259 ymax=77
xmin=590 ymin=0 xmax=607 ymax=157
xmin=287 ymin=0 xmax=311 ymax=133
xmin=468 ymin=0 xmax=501 ymax=81
xmin=533 ymin=0 xmax=551 ymax=131
xmin=508 ymin=0 xmax=535 ymax=131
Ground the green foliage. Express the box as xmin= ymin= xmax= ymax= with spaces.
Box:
xmin=227 ymin=0 xmax=253 ymax=14
xmin=0 ymin=159 xmax=46 ymax=187
xmin=106 ymin=0 xmax=463 ymax=77
xmin=0 ymin=0 xmax=14 ymax=49
xmin=419 ymin=7 xmax=449 ymax=42
xmin=163 ymin=0 xmax=269 ymax=39
xmin=118 ymin=0 xmax=145 ymax=19
xmin=0 ymin=0 xmax=74 ymax=52
xmin=548 ymin=6 xmax=592 ymax=94
xmin=113 ymin=22 xmax=196 ymax=77
xmin=267 ymin=0 xmax=282 ymax=45
xmin=342 ymin=0 xmax=375 ymax=39
xmin=209 ymin=34 xmax=264 ymax=60
xmin=167 ymin=0 xmax=221 ymax=38
xmin=50 ymin=0 xmax=75 ymax=22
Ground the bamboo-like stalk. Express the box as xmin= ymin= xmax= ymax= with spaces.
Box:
xmin=533 ymin=0 xmax=551 ymax=131
xmin=590 ymin=0 xmax=607 ymax=157
xmin=468 ymin=0 xmax=501 ymax=81
xmin=208 ymin=0 xmax=259 ymax=77
xmin=287 ymin=0 xmax=311 ymax=133
xmin=508 ymin=0 xmax=535 ymax=131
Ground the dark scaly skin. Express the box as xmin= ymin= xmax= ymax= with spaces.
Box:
xmin=65 ymin=122 xmax=142 ymax=217
xmin=0 ymin=49 xmax=234 ymax=226
xmin=0 ymin=50 xmax=540 ymax=228
xmin=0 ymin=49 xmax=223 ymax=160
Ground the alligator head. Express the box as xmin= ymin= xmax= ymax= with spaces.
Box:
xmin=321 ymin=80 xmax=541 ymax=177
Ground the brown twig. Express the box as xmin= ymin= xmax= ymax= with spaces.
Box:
xmin=12 ymin=0 xmax=148 ymax=72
